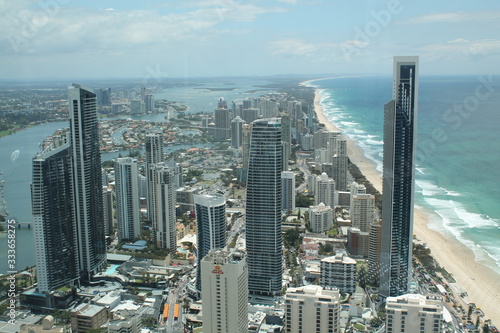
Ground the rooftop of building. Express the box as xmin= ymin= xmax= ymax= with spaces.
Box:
xmin=386 ymin=294 xmax=443 ymax=307
xmin=321 ymin=253 xmax=357 ymax=265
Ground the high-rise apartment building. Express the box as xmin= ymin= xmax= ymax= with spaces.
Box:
xmin=231 ymin=116 xmax=245 ymax=148
xmin=380 ymin=56 xmax=419 ymax=298
xmin=350 ymin=193 xmax=376 ymax=233
xmin=332 ymin=138 xmax=348 ymax=191
xmin=145 ymin=130 xmax=163 ymax=224
xmin=309 ymin=203 xmax=333 ymax=233
xmin=32 ymin=133 xmax=79 ymax=292
xmin=314 ymin=172 xmax=336 ymax=208
xmin=153 ymin=163 xmax=176 ymax=250
xmin=194 ymin=193 xmax=226 ymax=291
xmin=320 ymin=254 xmax=357 ymax=294
xmin=69 ymin=84 xmax=106 ymax=280
xmin=115 ymin=157 xmax=140 ymax=242
xmin=102 ymin=186 xmax=113 ymax=236
xmin=246 ymin=118 xmax=283 ymax=296
xmin=214 ymin=104 xmax=231 ymax=140
xmin=281 ymin=171 xmax=296 ymax=212
xmin=385 ymin=294 xmax=443 ymax=333
xmin=144 ymin=94 xmax=154 ymax=112
xmin=201 ymin=249 xmax=248 ymax=333
xmin=285 ymin=285 xmax=340 ymax=333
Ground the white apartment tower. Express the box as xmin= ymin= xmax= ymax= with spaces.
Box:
xmin=309 ymin=203 xmax=334 ymax=233
xmin=385 ymin=294 xmax=443 ymax=333
xmin=285 ymin=285 xmax=340 ymax=333
xmin=351 ymin=193 xmax=376 ymax=233
xmin=201 ymin=249 xmax=248 ymax=333
xmin=320 ymin=253 xmax=357 ymax=294
xmin=114 ymin=157 xmax=140 ymax=242
xmin=314 ymin=172 xmax=336 ymax=208
xmin=153 ymin=163 xmax=176 ymax=250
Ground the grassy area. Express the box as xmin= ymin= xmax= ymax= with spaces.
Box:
xmin=0 ymin=125 xmax=36 ymax=138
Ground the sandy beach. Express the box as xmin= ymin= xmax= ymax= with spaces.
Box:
xmin=308 ymin=83 xmax=500 ymax=325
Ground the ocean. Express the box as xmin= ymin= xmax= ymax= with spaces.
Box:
xmin=306 ymin=75 xmax=500 ymax=274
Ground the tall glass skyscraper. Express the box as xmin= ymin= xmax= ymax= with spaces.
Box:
xmin=380 ymin=56 xmax=419 ymax=297
xmin=145 ymin=130 xmax=164 ymax=225
xmin=69 ymin=84 xmax=106 ymax=280
xmin=32 ymin=133 xmax=79 ymax=292
xmin=194 ymin=193 xmax=226 ymax=291
xmin=246 ymin=118 xmax=283 ymax=296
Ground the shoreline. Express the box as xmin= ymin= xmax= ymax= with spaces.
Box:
xmin=309 ymin=84 xmax=500 ymax=325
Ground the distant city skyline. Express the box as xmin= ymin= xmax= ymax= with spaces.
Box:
xmin=2 ymin=1 xmax=500 ymax=80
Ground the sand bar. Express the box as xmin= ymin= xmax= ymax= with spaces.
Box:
xmin=306 ymin=80 xmax=500 ymax=325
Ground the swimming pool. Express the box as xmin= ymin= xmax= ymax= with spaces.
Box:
xmin=105 ymin=264 xmax=119 ymax=275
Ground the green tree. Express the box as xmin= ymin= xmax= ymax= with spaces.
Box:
xmin=141 ymin=317 xmax=158 ymax=328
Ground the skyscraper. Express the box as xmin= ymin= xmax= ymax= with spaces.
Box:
xmin=115 ymin=157 xmax=140 ymax=242
xmin=231 ymin=116 xmax=245 ymax=148
xmin=194 ymin=193 xmax=226 ymax=291
xmin=153 ymin=163 xmax=176 ymax=250
xmin=69 ymin=84 xmax=106 ymax=280
xmin=32 ymin=133 xmax=79 ymax=292
xmin=214 ymin=99 xmax=231 ymax=140
xmin=380 ymin=56 xmax=419 ymax=298
xmin=281 ymin=171 xmax=296 ymax=212
xmin=246 ymin=118 xmax=283 ymax=296
xmin=145 ymin=130 xmax=163 ymax=225
xmin=201 ymin=249 xmax=248 ymax=333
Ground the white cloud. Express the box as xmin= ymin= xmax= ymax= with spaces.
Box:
xmin=404 ymin=10 xmax=500 ymax=25
xmin=0 ymin=1 xmax=285 ymax=56
xmin=420 ymin=39 xmax=500 ymax=60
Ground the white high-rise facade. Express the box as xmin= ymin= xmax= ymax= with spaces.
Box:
xmin=201 ymin=249 xmax=248 ymax=333
xmin=153 ymin=164 xmax=176 ymax=250
xmin=285 ymin=285 xmax=340 ymax=333
xmin=115 ymin=157 xmax=140 ymax=242
xmin=314 ymin=172 xmax=336 ymax=208
xmin=309 ymin=203 xmax=333 ymax=233
xmin=385 ymin=294 xmax=443 ymax=333
xmin=320 ymin=254 xmax=357 ymax=294
xmin=350 ymin=193 xmax=376 ymax=233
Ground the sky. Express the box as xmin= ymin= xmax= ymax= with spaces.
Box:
xmin=1 ymin=0 xmax=500 ymax=80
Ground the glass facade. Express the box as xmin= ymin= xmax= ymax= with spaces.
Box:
xmin=380 ymin=57 xmax=419 ymax=297
xmin=246 ymin=118 xmax=283 ymax=295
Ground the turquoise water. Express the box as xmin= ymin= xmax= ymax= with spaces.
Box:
xmin=307 ymin=75 xmax=500 ymax=274
xmin=105 ymin=264 xmax=119 ymax=275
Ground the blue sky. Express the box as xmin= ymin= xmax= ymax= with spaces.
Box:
xmin=1 ymin=0 xmax=500 ymax=79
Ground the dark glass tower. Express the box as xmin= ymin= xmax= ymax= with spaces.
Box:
xmin=380 ymin=56 xmax=419 ymax=297
xmin=69 ymin=84 xmax=106 ymax=281
xmin=194 ymin=193 xmax=226 ymax=291
xmin=145 ymin=130 xmax=163 ymax=230
xmin=32 ymin=134 xmax=79 ymax=292
xmin=246 ymin=118 xmax=283 ymax=296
